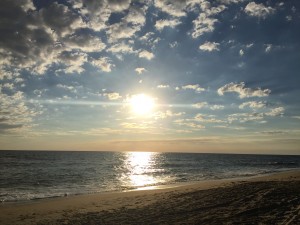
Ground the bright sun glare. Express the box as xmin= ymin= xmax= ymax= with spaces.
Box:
xmin=129 ymin=94 xmax=155 ymax=116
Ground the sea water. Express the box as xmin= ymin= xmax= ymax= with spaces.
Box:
xmin=0 ymin=151 xmax=299 ymax=202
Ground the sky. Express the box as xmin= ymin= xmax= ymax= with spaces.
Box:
xmin=0 ymin=0 xmax=300 ymax=154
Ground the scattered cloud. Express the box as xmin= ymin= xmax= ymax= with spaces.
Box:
xmin=194 ymin=114 xmax=225 ymax=123
xmin=210 ymin=105 xmax=224 ymax=110
xmin=265 ymin=107 xmax=284 ymax=117
xmin=138 ymin=50 xmax=155 ymax=60
xmin=244 ymin=2 xmax=275 ymax=19
xmin=218 ymin=82 xmax=271 ymax=98
xmin=155 ymin=19 xmax=181 ymax=31
xmin=239 ymin=101 xmax=266 ymax=109
xmin=193 ymin=102 xmax=208 ymax=109
xmin=265 ymin=44 xmax=272 ymax=53
xmin=91 ymin=57 xmax=114 ymax=72
xmin=103 ymin=92 xmax=122 ymax=100
xmin=135 ymin=67 xmax=147 ymax=74
xmin=182 ymin=84 xmax=205 ymax=93
xmin=154 ymin=110 xmax=185 ymax=119
xmin=157 ymin=84 xmax=170 ymax=89
xmin=239 ymin=49 xmax=244 ymax=56
xmin=199 ymin=42 xmax=220 ymax=52
xmin=108 ymin=42 xmax=136 ymax=54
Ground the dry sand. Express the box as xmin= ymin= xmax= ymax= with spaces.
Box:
xmin=1 ymin=170 xmax=299 ymax=225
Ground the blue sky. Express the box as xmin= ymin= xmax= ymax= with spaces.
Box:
xmin=0 ymin=0 xmax=299 ymax=154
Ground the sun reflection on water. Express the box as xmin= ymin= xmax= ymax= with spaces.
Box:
xmin=121 ymin=152 xmax=161 ymax=188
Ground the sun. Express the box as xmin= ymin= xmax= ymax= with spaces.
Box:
xmin=128 ymin=94 xmax=155 ymax=116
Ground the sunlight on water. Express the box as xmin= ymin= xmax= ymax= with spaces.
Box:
xmin=122 ymin=152 xmax=160 ymax=188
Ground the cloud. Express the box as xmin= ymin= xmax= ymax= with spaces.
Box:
xmin=58 ymin=51 xmax=87 ymax=74
xmin=199 ymin=42 xmax=220 ymax=52
xmin=193 ymin=102 xmax=208 ymax=109
xmin=218 ymin=82 xmax=271 ymax=98
xmin=157 ymin=84 xmax=170 ymax=89
xmin=135 ymin=68 xmax=147 ymax=74
xmin=210 ymin=105 xmax=224 ymax=110
xmin=40 ymin=2 xmax=85 ymax=37
xmin=71 ymin=0 xmax=131 ymax=32
xmin=191 ymin=3 xmax=226 ymax=38
xmin=239 ymin=101 xmax=266 ymax=109
xmin=155 ymin=19 xmax=181 ymax=31
xmin=103 ymin=92 xmax=122 ymax=100
xmin=174 ymin=120 xmax=205 ymax=129
xmin=265 ymin=107 xmax=285 ymax=116
xmin=182 ymin=84 xmax=205 ymax=93
xmin=108 ymin=42 xmax=136 ymax=54
xmin=244 ymin=2 xmax=275 ymax=19
xmin=239 ymin=49 xmax=244 ymax=56
xmin=154 ymin=0 xmax=187 ymax=17
xmin=0 ymin=90 xmax=42 ymax=133
xmin=228 ymin=112 xmax=264 ymax=123
xmin=91 ymin=57 xmax=114 ymax=72
xmin=138 ymin=50 xmax=155 ymax=60
xmin=192 ymin=14 xmax=218 ymax=38
xmin=56 ymin=84 xmax=76 ymax=92
xmin=154 ymin=110 xmax=185 ymax=119
xmin=106 ymin=6 xmax=146 ymax=42
xmin=194 ymin=114 xmax=225 ymax=123
xmin=218 ymin=0 xmax=244 ymax=4
xmin=265 ymin=44 xmax=272 ymax=53
xmin=64 ymin=33 xmax=106 ymax=52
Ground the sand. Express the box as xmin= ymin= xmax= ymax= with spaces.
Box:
xmin=1 ymin=170 xmax=299 ymax=225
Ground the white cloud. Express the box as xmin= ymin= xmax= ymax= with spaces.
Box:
xmin=169 ymin=41 xmax=179 ymax=48
xmin=193 ymin=102 xmax=208 ymax=109
xmin=0 ymin=90 xmax=42 ymax=133
xmin=154 ymin=0 xmax=187 ymax=17
xmin=192 ymin=13 xmax=218 ymax=38
xmin=218 ymin=82 xmax=271 ymax=98
xmin=108 ymin=42 xmax=136 ymax=54
xmin=56 ymin=84 xmax=75 ymax=92
xmin=244 ymin=2 xmax=275 ymax=19
xmin=265 ymin=44 xmax=272 ymax=53
xmin=182 ymin=84 xmax=205 ymax=93
xmin=210 ymin=105 xmax=224 ymax=110
xmin=138 ymin=50 xmax=155 ymax=60
xmin=194 ymin=114 xmax=224 ymax=123
xmin=103 ymin=92 xmax=122 ymax=100
xmin=157 ymin=84 xmax=170 ymax=89
xmin=155 ymin=19 xmax=181 ymax=31
xmin=265 ymin=107 xmax=285 ymax=116
xmin=135 ymin=68 xmax=147 ymax=74
xmin=154 ymin=110 xmax=185 ymax=119
xmin=174 ymin=120 xmax=205 ymax=129
xmin=239 ymin=101 xmax=266 ymax=109
xmin=64 ymin=33 xmax=106 ymax=52
xmin=239 ymin=49 xmax=244 ymax=56
xmin=199 ymin=42 xmax=220 ymax=52
xmin=58 ymin=51 xmax=87 ymax=74
xmin=228 ymin=112 xmax=264 ymax=123
xmin=91 ymin=57 xmax=114 ymax=72
xmin=218 ymin=0 xmax=244 ymax=4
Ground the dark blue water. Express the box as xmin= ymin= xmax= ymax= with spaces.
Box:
xmin=0 ymin=151 xmax=299 ymax=202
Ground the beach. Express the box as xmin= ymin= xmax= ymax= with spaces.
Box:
xmin=0 ymin=170 xmax=299 ymax=225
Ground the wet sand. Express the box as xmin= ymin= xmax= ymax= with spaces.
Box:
xmin=1 ymin=170 xmax=299 ymax=225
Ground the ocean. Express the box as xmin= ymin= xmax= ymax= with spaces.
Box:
xmin=0 ymin=151 xmax=299 ymax=203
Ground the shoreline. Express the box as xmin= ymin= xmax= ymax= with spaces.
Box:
xmin=2 ymin=168 xmax=299 ymax=205
xmin=1 ymin=169 xmax=300 ymax=224
xmin=1 ymin=168 xmax=299 ymax=205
